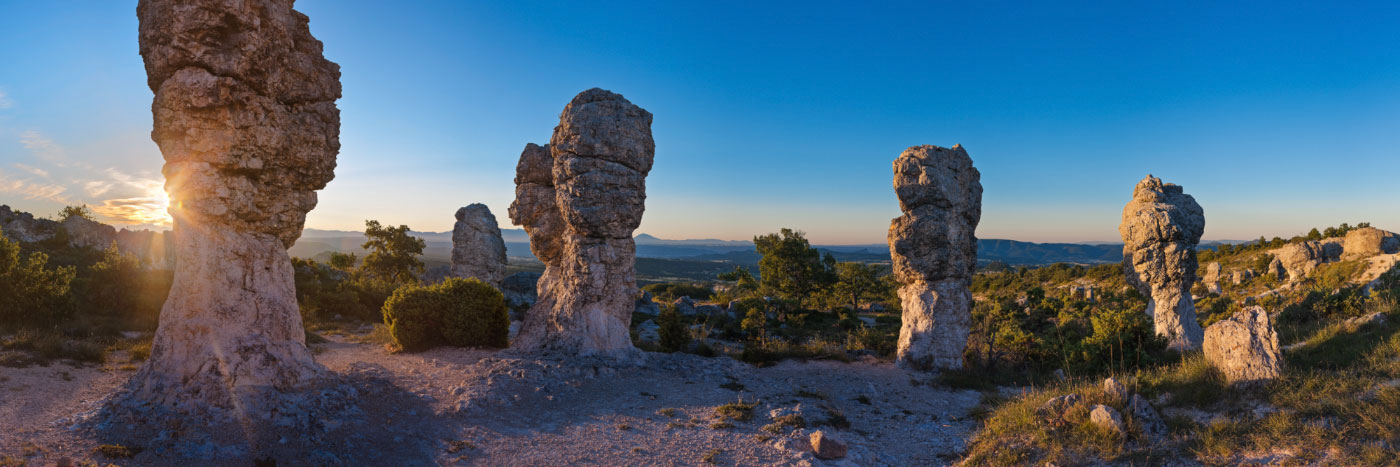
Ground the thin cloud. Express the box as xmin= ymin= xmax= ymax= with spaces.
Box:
xmin=0 ymin=90 xmax=11 ymax=109
xmin=91 ymin=195 xmax=171 ymax=226
xmin=0 ymin=168 xmax=70 ymax=203
xmin=13 ymin=163 xmax=49 ymax=178
xmin=19 ymin=130 xmax=68 ymax=163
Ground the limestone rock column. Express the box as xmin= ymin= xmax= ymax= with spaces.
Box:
xmin=508 ymin=89 xmax=653 ymax=358
xmin=451 ymin=204 xmax=508 ymax=285
xmin=887 ymin=145 xmax=982 ymax=370
xmin=1119 ymin=175 xmax=1205 ymax=351
xmin=134 ymin=0 xmax=340 ymax=407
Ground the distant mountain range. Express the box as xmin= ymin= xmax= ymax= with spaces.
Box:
xmin=293 ymin=228 xmax=1132 ymax=266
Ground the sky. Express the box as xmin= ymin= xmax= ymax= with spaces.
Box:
xmin=1 ymin=1 xmax=1397 ymax=244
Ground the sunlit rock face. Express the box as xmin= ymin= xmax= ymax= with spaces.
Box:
xmin=509 ymin=89 xmax=653 ymax=358
xmin=134 ymin=0 xmax=339 ymax=406
xmin=451 ymin=204 xmax=507 ymax=286
xmin=887 ymin=145 xmax=982 ymax=371
xmin=1203 ymin=306 xmax=1282 ymax=384
xmin=1119 ymin=175 xmax=1205 ymax=351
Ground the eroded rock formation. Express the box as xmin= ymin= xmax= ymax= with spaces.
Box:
xmin=508 ymin=89 xmax=653 ymax=358
xmin=451 ymin=204 xmax=507 ymax=285
xmin=1203 ymin=306 xmax=1282 ymax=384
xmin=1119 ymin=175 xmax=1205 ymax=351
xmin=1342 ymin=227 xmax=1400 ymax=260
xmin=888 ymin=145 xmax=981 ymax=370
xmin=134 ymin=0 xmax=340 ymax=407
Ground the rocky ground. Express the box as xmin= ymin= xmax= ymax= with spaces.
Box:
xmin=0 ymin=327 xmax=982 ymax=466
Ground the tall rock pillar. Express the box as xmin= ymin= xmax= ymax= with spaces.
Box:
xmin=887 ymin=145 xmax=982 ymax=370
xmin=134 ymin=0 xmax=340 ymax=406
xmin=1120 ymin=175 xmax=1205 ymax=351
xmin=508 ymin=89 xmax=654 ymax=358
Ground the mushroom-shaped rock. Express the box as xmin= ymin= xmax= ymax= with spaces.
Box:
xmin=1119 ymin=175 xmax=1205 ymax=351
xmin=451 ymin=204 xmax=507 ymax=286
xmin=887 ymin=144 xmax=981 ymax=370
xmin=132 ymin=0 xmax=340 ymax=409
xmin=1203 ymin=306 xmax=1282 ymax=384
xmin=508 ymin=89 xmax=653 ymax=358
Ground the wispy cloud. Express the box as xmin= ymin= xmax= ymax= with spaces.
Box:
xmin=0 ymin=90 xmax=12 ymax=109
xmin=0 ymin=168 xmax=70 ymax=203
xmin=19 ymin=130 xmax=68 ymax=163
xmin=13 ymin=163 xmax=49 ymax=178
xmin=91 ymin=195 xmax=170 ymax=226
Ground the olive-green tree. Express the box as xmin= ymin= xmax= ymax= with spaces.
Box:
xmin=753 ymin=228 xmax=835 ymax=302
xmin=360 ymin=220 xmax=425 ymax=285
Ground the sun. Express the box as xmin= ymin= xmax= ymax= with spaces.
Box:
xmin=91 ymin=182 xmax=174 ymax=227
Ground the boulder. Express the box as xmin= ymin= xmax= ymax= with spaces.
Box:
xmin=1277 ymin=241 xmax=1328 ymax=280
xmin=1089 ymin=405 xmax=1126 ymax=436
xmin=671 ymin=296 xmax=698 ymax=315
xmin=887 ymin=144 xmax=982 ymax=370
xmin=1343 ymin=311 xmax=1386 ymax=332
xmin=450 ymin=204 xmax=507 ymax=286
xmin=1102 ymin=377 xmax=1129 ymax=405
xmin=1203 ymin=306 xmax=1282 ymax=384
xmin=1035 ymin=393 xmax=1082 ymax=428
xmin=808 ymin=430 xmax=847 ymax=459
xmin=1266 ymin=258 xmax=1286 ymax=280
xmin=508 ymin=89 xmax=654 ymax=358
xmin=1127 ymin=394 xmax=1167 ymax=442
xmin=634 ymin=291 xmax=660 ymax=316
xmin=1343 ymin=227 xmax=1400 ymax=260
xmin=1231 ymin=269 xmax=1254 ymax=285
xmin=133 ymin=0 xmax=341 ymax=410
xmin=634 ymin=320 xmax=660 ymax=343
xmin=1119 ymin=175 xmax=1205 ymax=351
xmin=1202 ymin=262 xmax=1222 ymax=284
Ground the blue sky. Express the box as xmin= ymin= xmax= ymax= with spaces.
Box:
xmin=1 ymin=1 xmax=1397 ymax=244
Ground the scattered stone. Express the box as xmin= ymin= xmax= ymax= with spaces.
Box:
xmin=672 ymin=296 xmax=698 ymax=315
xmin=634 ymin=291 xmax=661 ymax=316
xmin=450 ymin=204 xmax=507 ymax=286
xmin=1119 ymin=175 xmax=1206 ymax=351
xmin=1202 ymin=262 xmax=1222 ymax=285
xmin=508 ymin=89 xmax=654 ymax=358
xmin=809 ymin=430 xmax=847 ymax=459
xmin=1127 ymin=394 xmax=1167 ymax=442
xmin=1089 ymin=405 xmax=1125 ymax=436
xmin=132 ymin=0 xmax=341 ymax=409
xmin=1203 ymin=306 xmax=1282 ymax=384
xmin=1102 ymin=377 xmax=1128 ymax=405
xmin=1343 ymin=227 xmax=1400 ymax=260
xmin=1343 ymin=312 xmax=1387 ymax=331
xmin=1035 ymin=394 xmax=1082 ymax=428
xmin=887 ymin=144 xmax=982 ymax=370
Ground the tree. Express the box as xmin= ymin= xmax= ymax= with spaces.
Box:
xmin=328 ymin=252 xmax=358 ymax=271
xmin=830 ymin=262 xmax=884 ymax=309
xmin=753 ymin=228 xmax=836 ymax=301
xmin=57 ymin=205 xmax=95 ymax=222
xmin=1306 ymin=228 xmax=1323 ymax=241
xmin=0 ymin=228 xmax=76 ymax=325
xmin=360 ymin=220 xmax=425 ymax=285
xmin=657 ymin=305 xmax=691 ymax=352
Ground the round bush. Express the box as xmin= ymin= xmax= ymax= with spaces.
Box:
xmin=381 ymin=277 xmax=509 ymax=351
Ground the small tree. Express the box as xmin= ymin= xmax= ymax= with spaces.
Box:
xmin=0 ymin=229 xmax=76 ymax=325
xmin=657 ymin=305 xmax=691 ymax=352
xmin=753 ymin=228 xmax=836 ymax=302
xmin=57 ymin=205 xmax=95 ymax=222
xmin=328 ymin=252 xmax=358 ymax=271
xmin=830 ymin=262 xmax=884 ymax=309
xmin=360 ymin=220 xmax=425 ymax=285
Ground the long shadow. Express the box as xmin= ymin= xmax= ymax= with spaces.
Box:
xmin=87 ymin=362 xmax=448 ymax=466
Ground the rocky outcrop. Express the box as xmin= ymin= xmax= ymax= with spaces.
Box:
xmin=1231 ymin=269 xmax=1254 ymax=285
xmin=634 ymin=291 xmax=660 ymax=316
xmin=1203 ymin=306 xmax=1282 ymax=384
xmin=809 ymin=431 xmax=848 ymax=459
xmin=133 ymin=0 xmax=340 ymax=409
xmin=887 ymin=145 xmax=981 ymax=370
xmin=1 ymin=205 xmax=174 ymax=268
xmin=1119 ymin=175 xmax=1205 ymax=351
xmin=1266 ymin=258 xmax=1286 ymax=280
xmin=1276 ymin=241 xmax=1331 ymax=281
xmin=508 ymin=89 xmax=654 ymax=358
xmin=451 ymin=204 xmax=507 ymax=286
xmin=0 ymin=205 xmax=59 ymax=242
xmin=1343 ymin=227 xmax=1400 ymax=260
xmin=1203 ymin=262 xmax=1222 ymax=284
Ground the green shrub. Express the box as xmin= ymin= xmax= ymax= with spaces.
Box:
xmin=657 ymin=305 xmax=691 ymax=352
xmin=0 ymin=229 xmax=75 ymax=326
xmin=381 ymin=277 xmax=508 ymax=351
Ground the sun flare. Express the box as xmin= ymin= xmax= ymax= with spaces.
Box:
xmin=91 ymin=182 xmax=173 ymax=227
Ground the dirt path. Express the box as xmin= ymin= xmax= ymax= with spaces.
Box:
xmin=2 ymin=332 xmax=983 ymax=466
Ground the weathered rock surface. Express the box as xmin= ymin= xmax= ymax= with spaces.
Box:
xmin=1203 ymin=306 xmax=1282 ymax=384
xmin=1203 ymin=262 xmax=1222 ymax=284
xmin=1102 ymin=377 xmax=1129 ymax=405
xmin=887 ymin=144 xmax=981 ymax=370
xmin=1119 ymin=175 xmax=1205 ymax=351
xmin=1276 ymin=241 xmax=1330 ymax=280
xmin=1127 ymin=394 xmax=1167 ymax=442
xmin=508 ymin=89 xmax=654 ymax=358
xmin=1035 ymin=394 xmax=1082 ymax=428
xmin=809 ymin=430 xmax=848 ymax=459
xmin=634 ymin=291 xmax=660 ymax=316
xmin=132 ymin=0 xmax=340 ymax=410
xmin=672 ymin=296 xmax=698 ymax=316
xmin=1231 ymin=269 xmax=1254 ymax=285
xmin=1343 ymin=227 xmax=1400 ymax=260
xmin=451 ymin=204 xmax=507 ymax=285
xmin=1089 ymin=404 xmax=1126 ymax=436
